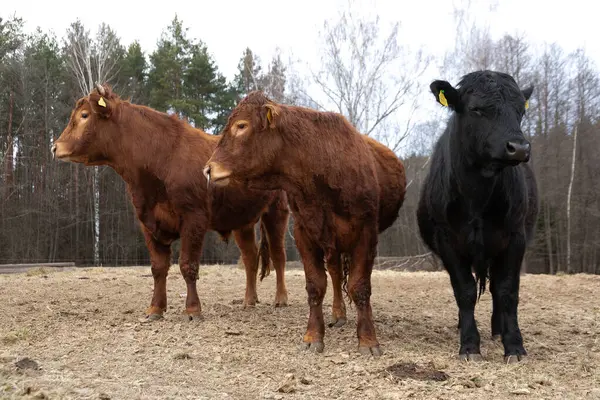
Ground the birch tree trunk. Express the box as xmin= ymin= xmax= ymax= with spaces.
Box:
xmin=566 ymin=125 xmax=578 ymax=274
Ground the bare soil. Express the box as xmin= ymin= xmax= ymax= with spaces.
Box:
xmin=0 ymin=265 xmax=599 ymax=399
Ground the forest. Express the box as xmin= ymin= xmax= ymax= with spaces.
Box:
xmin=1 ymin=4 xmax=599 ymax=275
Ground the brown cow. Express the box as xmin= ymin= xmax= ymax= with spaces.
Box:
xmin=327 ymin=135 xmax=406 ymax=328
xmin=52 ymin=84 xmax=290 ymax=320
xmin=204 ymin=91 xmax=384 ymax=356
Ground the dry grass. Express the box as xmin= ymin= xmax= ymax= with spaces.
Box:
xmin=0 ymin=265 xmax=599 ymax=400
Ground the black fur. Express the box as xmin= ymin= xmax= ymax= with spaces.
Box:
xmin=417 ymin=70 xmax=539 ymax=361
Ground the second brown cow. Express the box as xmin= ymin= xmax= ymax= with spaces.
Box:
xmin=52 ymin=84 xmax=290 ymax=320
xmin=205 ymin=91 xmax=395 ymax=356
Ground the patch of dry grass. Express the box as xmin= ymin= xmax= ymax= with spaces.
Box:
xmin=0 ymin=265 xmax=599 ymax=399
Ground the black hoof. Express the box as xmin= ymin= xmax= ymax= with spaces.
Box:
xmin=459 ymin=353 xmax=483 ymax=362
xmin=504 ymin=354 xmax=526 ymax=364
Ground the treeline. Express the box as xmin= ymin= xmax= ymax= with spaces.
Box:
xmin=0 ymin=15 xmax=298 ymax=266
xmin=400 ymin=27 xmax=600 ymax=274
xmin=1 ymin=8 xmax=600 ymax=275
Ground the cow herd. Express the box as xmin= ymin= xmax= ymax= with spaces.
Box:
xmin=51 ymin=70 xmax=538 ymax=364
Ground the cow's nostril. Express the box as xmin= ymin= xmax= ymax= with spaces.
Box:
xmin=506 ymin=142 xmax=516 ymax=155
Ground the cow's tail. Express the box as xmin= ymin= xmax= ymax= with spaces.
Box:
xmin=474 ymin=260 xmax=489 ymax=300
xmin=471 ymin=219 xmax=488 ymax=300
xmin=341 ymin=253 xmax=352 ymax=304
xmin=258 ymin=220 xmax=271 ymax=281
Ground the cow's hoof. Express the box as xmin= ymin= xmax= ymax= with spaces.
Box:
xmin=243 ymin=297 xmax=259 ymax=309
xmin=274 ymin=292 xmax=288 ymax=308
xmin=183 ymin=307 xmax=202 ymax=321
xmin=504 ymin=354 xmax=526 ymax=364
xmin=299 ymin=341 xmax=324 ymax=353
xmin=140 ymin=313 xmax=164 ymax=323
xmin=144 ymin=306 xmax=165 ymax=321
xmin=359 ymin=345 xmax=382 ymax=357
xmin=459 ymin=353 xmax=484 ymax=362
xmin=328 ymin=317 xmax=347 ymax=328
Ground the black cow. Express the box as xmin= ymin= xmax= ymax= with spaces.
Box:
xmin=417 ymin=70 xmax=539 ymax=364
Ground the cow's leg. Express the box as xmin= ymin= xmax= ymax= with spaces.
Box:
xmin=490 ymin=276 xmax=502 ymax=340
xmin=490 ymin=232 xmax=527 ymax=363
xmin=348 ymin=225 xmax=381 ymax=357
xmin=142 ymin=227 xmax=172 ymax=320
xmin=143 ymin=227 xmax=172 ymax=319
xmin=326 ymin=254 xmax=347 ymax=328
xmin=261 ymin=197 xmax=290 ymax=307
xmin=436 ymin=230 xmax=481 ymax=361
xmin=295 ymin=224 xmax=327 ymax=353
xmin=178 ymin=214 xmax=208 ymax=320
xmin=233 ymin=223 xmax=260 ymax=308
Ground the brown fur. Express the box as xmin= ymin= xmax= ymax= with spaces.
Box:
xmin=52 ymin=85 xmax=290 ymax=318
xmin=328 ymin=135 xmax=407 ymax=327
xmin=205 ymin=91 xmax=384 ymax=355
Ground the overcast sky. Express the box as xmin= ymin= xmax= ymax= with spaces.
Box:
xmin=4 ymin=0 xmax=595 ymax=81
xmin=2 ymin=0 xmax=594 ymax=151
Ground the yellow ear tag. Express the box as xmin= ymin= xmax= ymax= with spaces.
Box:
xmin=439 ymin=90 xmax=449 ymax=107
xmin=98 ymin=97 xmax=107 ymax=108
xmin=266 ymin=108 xmax=273 ymax=124
xmin=524 ymin=100 xmax=529 ymax=110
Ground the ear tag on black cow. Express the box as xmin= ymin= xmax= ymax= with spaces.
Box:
xmin=98 ymin=97 xmax=107 ymax=108
xmin=524 ymin=100 xmax=529 ymax=110
xmin=266 ymin=108 xmax=273 ymax=124
xmin=439 ymin=90 xmax=449 ymax=107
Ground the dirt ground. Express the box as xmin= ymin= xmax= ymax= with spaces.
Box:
xmin=0 ymin=265 xmax=599 ymax=400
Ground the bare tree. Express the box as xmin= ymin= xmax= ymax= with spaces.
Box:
xmin=443 ymin=0 xmax=499 ymax=78
xmin=566 ymin=125 xmax=577 ymax=273
xmin=260 ymin=49 xmax=286 ymax=103
xmin=307 ymin=0 xmax=430 ymax=151
xmin=63 ymin=20 xmax=124 ymax=266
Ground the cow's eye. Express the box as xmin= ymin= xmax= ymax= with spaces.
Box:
xmin=236 ymin=122 xmax=247 ymax=130
xmin=81 ymin=112 xmax=89 ymax=119
xmin=469 ymin=106 xmax=482 ymax=116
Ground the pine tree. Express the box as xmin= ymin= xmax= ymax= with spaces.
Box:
xmin=232 ymin=47 xmax=263 ymax=98
xmin=120 ymin=41 xmax=148 ymax=103
xmin=148 ymin=15 xmax=237 ymax=132
xmin=148 ymin=15 xmax=190 ymax=113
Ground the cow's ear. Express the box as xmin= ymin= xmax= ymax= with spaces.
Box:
xmin=88 ymin=91 xmax=113 ymax=118
xmin=522 ymin=85 xmax=534 ymax=110
xmin=263 ymin=103 xmax=280 ymax=130
xmin=430 ymin=80 xmax=461 ymax=111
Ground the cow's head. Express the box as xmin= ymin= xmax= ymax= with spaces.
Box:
xmin=203 ymin=91 xmax=284 ymax=187
xmin=52 ymin=83 xmax=118 ymax=165
xmin=430 ymin=70 xmax=534 ymax=175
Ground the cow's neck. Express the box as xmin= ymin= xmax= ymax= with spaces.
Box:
xmin=107 ymin=106 xmax=180 ymax=186
xmin=449 ymin=136 xmax=500 ymax=214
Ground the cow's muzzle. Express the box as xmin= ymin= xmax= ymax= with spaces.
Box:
xmin=505 ymin=139 xmax=531 ymax=163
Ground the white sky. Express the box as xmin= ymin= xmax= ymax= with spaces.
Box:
xmin=4 ymin=0 xmax=595 ymax=81
xmin=3 ymin=0 xmax=595 ymax=152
